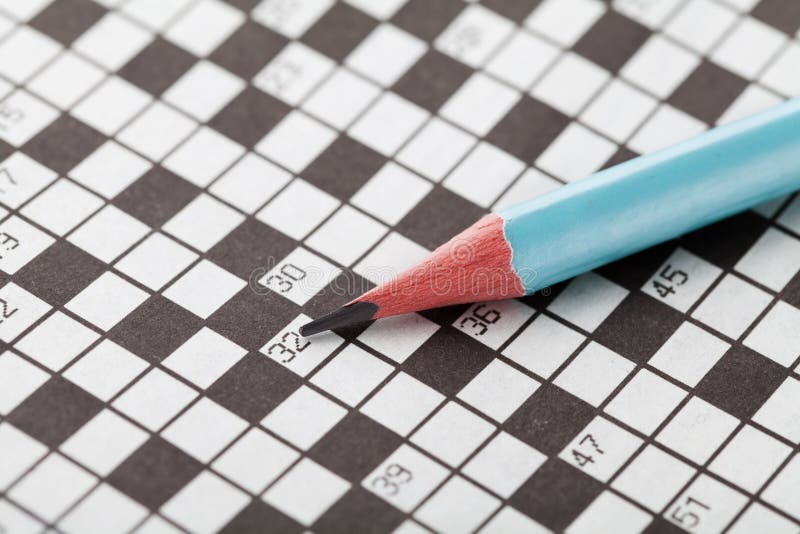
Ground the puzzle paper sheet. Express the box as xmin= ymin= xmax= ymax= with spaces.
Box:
xmin=0 ymin=0 xmax=799 ymax=532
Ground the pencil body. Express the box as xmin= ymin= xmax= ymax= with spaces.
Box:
xmin=503 ymin=98 xmax=800 ymax=293
xmin=301 ymin=99 xmax=800 ymax=335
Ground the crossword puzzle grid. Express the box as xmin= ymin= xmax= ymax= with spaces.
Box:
xmin=0 ymin=0 xmax=799 ymax=532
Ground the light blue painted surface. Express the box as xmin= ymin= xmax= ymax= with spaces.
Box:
xmin=500 ymin=98 xmax=800 ymax=293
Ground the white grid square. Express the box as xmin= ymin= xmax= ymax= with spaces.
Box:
xmin=256 ymin=110 xmax=337 ymax=173
xmin=261 ymin=385 xmax=347 ymax=450
xmin=414 ymin=476 xmax=500 ymax=534
xmin=306 ymin=205 xmax=388 ymax=266
xmin=570 ymin=492 xmax=653 ymax=534
xmin=762 ymin=454 xmax=800 ymax=521
xmin=163 ymin=398 xmax=248 ymax=462
xmin=258 ymin=246 xmax=341 ymax=306
xmin=482 ymin=507 xmax=551 ymax=534
xmin=435 ymin=4 xmax=514 ymax=68
xmin=252 ymin=0 xmax=334 ymax=38
xmin=115 ymin=232 xmax=198 ymax=291
xmin=664 ymin=0 xmax=738 ymax=54
xmin=656 ymin=396 xmax=739 ymax=464
xmin=441 ymin=73 xmax=520 ymax=136
xmin=612 ymin=445 xmax=696 ymax=512
xmin=692 ymin=274 xmax=772 ymax=339
xmin=361 ymin=371 xmax=444 ymax=436
xmin=261 ymin=314 xmax=344 ymax=377
xmin=0 ymin=215 xmax=55 ymax=275
xmin=71 ymin=76 xmax=152 ymax=136
xmin=0 ymin=422 xmax=47 ymax=490
xmin=0 ymin=152 xmax=57 ymax=209
xmin=463 ymin=432 xmax=546 ymax=498
xmin=164 ymin=0 xmax=244 ymax=57
xmin=164 ymin=259 xmax=245 ymax=319
xmin=121 ymin=0 xmax=193 ymax=30
xmin=396 ymin=117 xmax=476 ymax=182
xmin=256 ymin=178 xmax=339 ymax=240
xmin=411 ymin=401 xmax=495 ymax=467
xmin=621 ymin=35 xmax=700 ymax=99
xmin=66 ymin=272 xmax=148 ymax=331
xmin=536 ymin=122 xmax=617 ymax=182
xmin=628 ymin=104 xmax=707 ymax=153
xmin=0 ymin=351 xmax=48 ymax=415
xmin=302 ymin=67 xmax=381 ymax=130
xmin=21 ymin=179 xmax=103 ymax=237
xmin=709 ymin=424 xmax=791 ymax=493
xmin=533 ymin=53 xmax=610 ymax=116
xmin=605 ymin=369 xmax=687 ymax=435
xmin=164 ymin=127 xmax=245 ymax=188
xmin=761 ymin=43 xmax=800 ymax=97
xmin=210 ymin=153 xmax=291 ymax=214
xmin=117 ymin=101 xmax=198 ymax=162
xmin=744 ymin=301 xmax=800 ymax=367
xmin=310 ymin=343 xmax=393 ymax=407
xmin=0 ymin=0 xmax=52 ymax=21
xmin=351 ymin=162 xmax=432 ymax=225
xmin=58 ymin=484 xmax=147 ymax=534
xmin=493 ymin=167 xmax=561 ymax=211
xmin=614 ymin=0 xmax=684 ymax=28
xmin=161 ymin=471 xmax=249 ymax=534
xmin=63 ymin=339 xmax=147 ymax=402
xmin=580 ymin=79 xmax=658 ymax=143
xmin=458 ymin=359 xmax=539 ymax=422
xmin=68 ymin=205 xmax=149 ymax=263
xmin=525 ymin=0 xmax=606 ymax=47
xmin=642 ymin=247 xmax=723 ymax=313
xmin=0 ymin=282 xmax=50 ymax=342
xmin=163 ymin=193 xmax=245 ymax=252
xmin=357 ymin=313 xmax=439 ymax=364
xmin=263 ymin=458 xmax=350 ymax=527
xmin=346 ymin=24 xmax=426 ymax=86
xmin=354 ymin=231 xmax=429 ymax=285
xmin=730 ymin=503 xmax=799 ymax=534
xmin=559 ymin=416 xmax=643 ymax=482
xmin=16 ymin=311 xmax=99 ymax=372
xmin=348 ymin=92 xmax=429 ymax=157
xmin=69 ymin=141 xmax=152 ymax=199
xmin=164 ymin=61 xmax=245 ymax=122
xmin=443 ymin=141 xmax=524 ymax=208
xmin=27 ymin=51 xmax=104 ymax=110
xmin=8 ymin=454 xmax=96 ymax=523
xmin=344 ymin=0 xmax=406 ymax=19
xmin=649 ymin=322 xmax=730 ymax=386
xmin=486 ymin=30 xmax=559 ymax=90
xmin=254 ymin=41 xmax=335 ymax=106
xmin=112 ymin=368 xmax=198 ymax=431
xmin=503 ymin=314 xmax=586 ymax=378
xmin=711 ymin=17 xmax=787 ymax=79
xmin=0 ymin=26 xmax=60 ymax=83
xmin=554 ymin=342 xmax=634 ymax=407
xmin=60 ymin=409 xmax=148 ymax=476
xmin=753 ymin=377 xmax=800 ymax=443
xmin=735 ymin=227 xmax=800 ymax=291
xmin=665 ymin=475 xmax=748 ymax=533
xmin=162 ymin=327 xmax=247 ymax=389
xmin=212 ymin=428 xmax=300 ymax=494
xmin=73 ymin=12 xmax=152 ymax=70
xmin=454 ymin=300 xmax=534 ymax=350
xmin=547 ymin=272 xmax=629 ymax=332
xmin=0 ymin=90 xmax=59 ymax=147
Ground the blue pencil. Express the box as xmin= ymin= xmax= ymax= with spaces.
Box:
xmin=301 ymin=99 xmax=800 ymax=336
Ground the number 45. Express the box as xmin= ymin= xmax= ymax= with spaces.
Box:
xmin=652 ymin=264 xmax=688 ymax=298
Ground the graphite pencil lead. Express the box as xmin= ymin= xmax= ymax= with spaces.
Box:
xmin=299 ymin=301 xmax=379 ymax=336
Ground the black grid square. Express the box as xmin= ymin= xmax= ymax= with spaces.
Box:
xmin=16 ymin=240 xmax=105 ymax=307
xmin=487 ymin=96 xmax=571 ymax=164
xmin=669 ymin=61 xmax=748 ymax=124
xmin=303 ymin=136 xmax=387 ymax=201
xmin=220 ymin=500 xmax=302 ymax=534
xmin=29 ymin=0 xmax=106 ymax=45
xmin=7 ymin=376 xmax=102 ymax=448
xmin=210 ymin=21 xmax=288 ymax=80
xmin=113 ymin=166 xmax=200 ymax=228
xmin=509 ymin=458 xmax=603 ymax=531
xmin=752 ymin=0 xmax=800 ymax=35
xmin=392 ymin=0 xmax=465 ymax=41
xmin=504 ymin=383 xmax=595 ymax=455
xmin=207 ymin=353 xmax=302 ymax=423
xmin=209 ymin=87 xmax=291 ymax=148
xmin=119 ymin=38 xmax=197 ymax=96
xmin=23 ymin=115 xmax=105 ymax=175
xmin=108 ymin=295 xmax=203 ymax=364
xmin=393 ymin=50 xmax=472 ymax=113
xmin=309 ymin=413 xmax=403 ymax=482
xmin=302 ymin=2 xmax=378 ymax=62
xmin=403 ymin=328 xmax=494 ymax=395
xmin=108 ymin=436 xmax=203 ymax=509
xmin=680 ymin=211 xmax=770 ymax=271
xmin=314 ymin=487 xmax=405 ymax=534
xmin=397 ymin=186 xmax=486 ymax=250
xmin=593 ymin=292 xmax=683 ymax=365
xmin=207 ymin=219 xmax=296 ymax=281
xmin=480 ymin=0 xmax=540 ymax=21
xmin=695 ymin=345 xmax=785 ymax=420
xmin=573 ymin=11 xmax=651 ymax=73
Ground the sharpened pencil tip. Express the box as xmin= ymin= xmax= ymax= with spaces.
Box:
xmin=300 ymin=301 xmax=379 ymax=336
